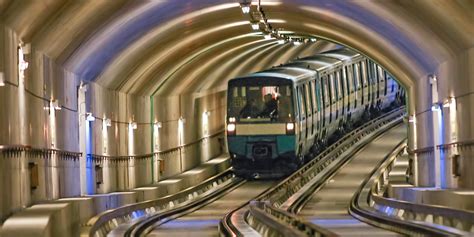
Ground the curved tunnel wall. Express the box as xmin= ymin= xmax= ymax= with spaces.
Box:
xmin=0 ymin=0 xmax=473 ymax=221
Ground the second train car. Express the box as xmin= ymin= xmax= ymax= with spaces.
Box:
xmin=226 ymin=48 xmax=404 ymax=178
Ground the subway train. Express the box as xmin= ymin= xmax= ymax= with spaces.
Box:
xmin=226 ymin=48 xmax=404 ymax=179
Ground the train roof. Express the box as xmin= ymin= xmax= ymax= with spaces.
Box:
xmin=232 ymin=48 xmax=360 ymax=84
xmin=319 ymin=48 xmax=360 ymax=61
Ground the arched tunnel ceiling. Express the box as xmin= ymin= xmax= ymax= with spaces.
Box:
xmin=1 ymin=0 xmax=473 ymax=100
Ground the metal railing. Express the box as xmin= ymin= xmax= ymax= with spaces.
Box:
xmin=352 ymin=141 xmax=474 ymax=236
xmin=220 ymin=107 xmax=406 ymax=236
xmin=81 ymin=169 xmax=237 ymax=237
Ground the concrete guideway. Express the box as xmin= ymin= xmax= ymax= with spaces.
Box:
xmin=299 ymin=124 xmax=406 ymax=236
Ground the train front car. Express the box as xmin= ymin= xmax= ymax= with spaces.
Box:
xmin=226 ymin=76 xmax=297 ymax=179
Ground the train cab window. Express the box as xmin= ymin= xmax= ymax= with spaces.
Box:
xmin=227 ymin=81 xmax=294 ymax=122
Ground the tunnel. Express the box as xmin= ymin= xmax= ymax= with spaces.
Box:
xmin=0 ymin=0 xmax=473 ymax=236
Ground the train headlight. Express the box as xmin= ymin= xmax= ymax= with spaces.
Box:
xmin=229 ymin=117 xmax=236 ymax=123
xmin=286 ymin=122 xmax=295 ymax=135
xmin=227 ymin=123 xmax=236 ymax=135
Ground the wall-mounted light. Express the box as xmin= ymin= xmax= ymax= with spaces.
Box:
xmin=264 ymin=34 xmax=272 ymax=40
xmin=277 ymin=39 xmax=286 ymax=44
xmin=203 ymin=111 xmax=211 ymax=117
xmin=443 ymin=100 xmax=450 ymax=108
xmin=250 ymin=21 xmax=259 ymax=30
xmin=52 ymin=100 xmax=61 ymax=111
xmin=105 ymin=118 xmax=112 ymax=127
xmin=86 ymin=112 xmax=95 ymax=122
xmin=310 ymin=38 xmax=317 ymax=42
xmin=431 ymin=103 xmax=441 ymax=112
xmin=18 ymin=45 xmax=29 ymax=71
xmin=154 ymin=121 xmax=162 ymax=129
xmin=130 ymin=122 xmax=138 ymax=130
xmin=0 ymin=72 xmax=5 ymax=87
xmin=239 ymin=1 xmax=251 ymax=14
xmin=179 ymin=116 xmax=186 ymax=124
xmin=408 ymin=115 xmax=416 ymax=123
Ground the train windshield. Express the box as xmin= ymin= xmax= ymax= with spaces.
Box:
xmin=228 ymin=81 xmax=294 ymax=122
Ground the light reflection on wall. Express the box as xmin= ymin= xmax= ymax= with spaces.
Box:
xmin=128 ymin=121 xmax=137 ymax=188
xmin=201 ymin=111 xmax=210 ymax=163
xmin=178 ymin=117 xmax=185 ymax=172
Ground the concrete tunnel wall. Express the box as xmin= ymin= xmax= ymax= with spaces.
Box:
xmin=0 ymin=0 xmax=473 ymax=223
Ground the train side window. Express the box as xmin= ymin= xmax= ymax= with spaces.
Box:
xmin=241 ymin=86 xmax=246 ymax=97
xmin=315 ymin=79 xmax=322 ymax=112
xmin=383 ymin=71 xmax=388 ymax=95
xmin=339 ymin=69 xmax=346 ymax=98
xmin=360 ymin=61 xmax=367 ymax=88
xmin=352 ymin=64 xmax=358 ymax=90
xmin=328 ymin=74 xmax=335 ymax=104
xmin=299 ymin=86 xmax=306 ymax=118
xmin=322 ymin=76 xmax=329 ymax=108
xmin=343 ymin=67 xmax=350 ymax=94
xmin=308 ymin=81 xmax=315 ymax=114
xmin=304 ymin=84 xmax=312 ymax=115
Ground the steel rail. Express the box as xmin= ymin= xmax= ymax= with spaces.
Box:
xmin=351 ymin=141 xmax=474 ymax=236
xmin=124 ymin=177 xmax=246 ymax=237
xmin=81 ymin=168 xmax=237 ymax=237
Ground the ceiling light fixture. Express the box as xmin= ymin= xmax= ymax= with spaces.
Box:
xmin=239 ymin=1 xmax=251 ymax=14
